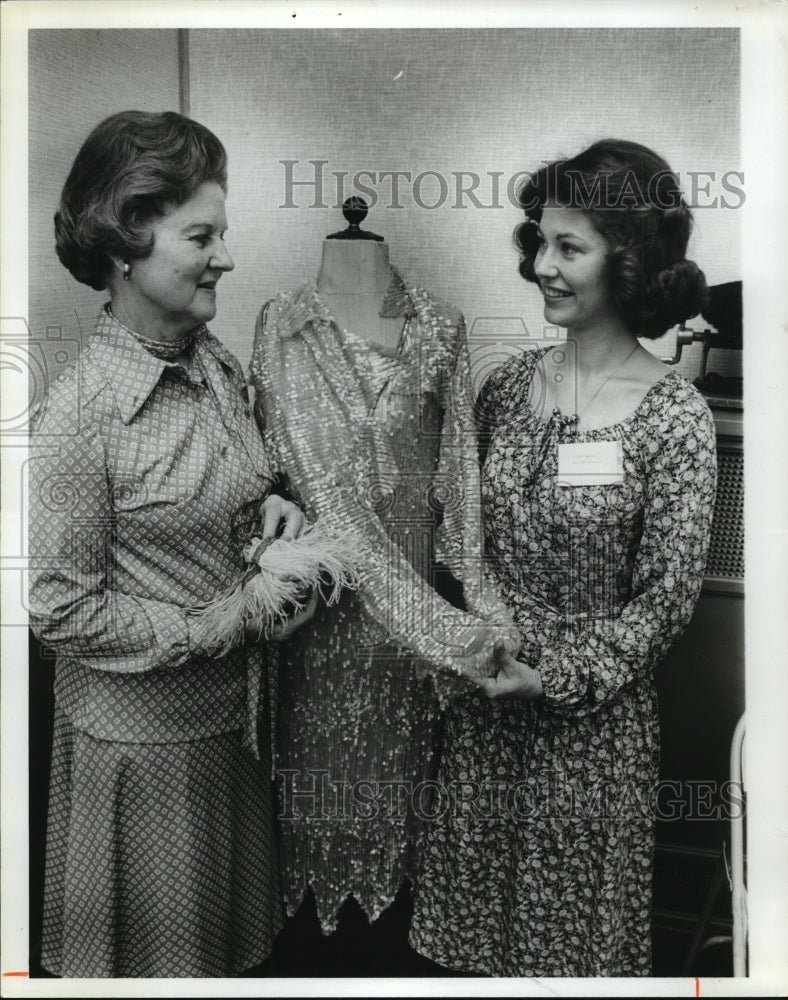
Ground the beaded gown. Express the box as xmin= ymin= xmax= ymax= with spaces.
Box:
xmin=409 ymin=346 xmax=717 ymax=976
xmin=249 ymin=271 xmax=518 ymax=933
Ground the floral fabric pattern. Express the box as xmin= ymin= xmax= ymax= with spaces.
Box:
xmin=410 ymin=346 xmax=717 ymax=976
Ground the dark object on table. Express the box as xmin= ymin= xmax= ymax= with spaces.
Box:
xmin=700 ymin=281 xmax=742 ymax=351
xmin=660 ymin=281 xmax=743 ymax=404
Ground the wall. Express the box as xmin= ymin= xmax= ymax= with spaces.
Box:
xmin=28 ymin=29 xmax=181 ymax=350
xmin=28 ymin=28 xmax=741 ymax=386
xmin=188 ymin=28 xmax=741 ymax=386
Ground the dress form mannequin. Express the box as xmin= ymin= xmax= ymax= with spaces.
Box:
xmin=250 ymin=199 xmax=520 ymax=966
xmin=317 ymin=200 xmax=405 ymax=351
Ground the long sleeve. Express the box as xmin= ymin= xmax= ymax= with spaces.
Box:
xmin=29 ymin=404 xmax=191 ymax=674
xmin=27 ymin=310 xmax=270 ymax=744
xmin=536 ymin=397 xmax=717 ymax=715
xmin=432 ymin=314 xmax=518 ymax=631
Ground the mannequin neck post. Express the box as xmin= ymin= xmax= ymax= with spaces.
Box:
xmin=315 ymin=239 xmax=406 ymax=350
xmin=317 ymin=239 xmax=393 ymax=296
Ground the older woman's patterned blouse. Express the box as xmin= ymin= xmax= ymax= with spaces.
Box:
xmin=409 ymin=346 xmax=717 ymax=976
xmin=28 ymin=308 xmax=273 ymax=747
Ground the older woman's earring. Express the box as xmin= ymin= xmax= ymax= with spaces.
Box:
xmin=122 ymin=262 xmax=131 ymax=281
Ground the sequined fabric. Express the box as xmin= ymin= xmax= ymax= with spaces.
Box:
xmin=409 ymin=347 xmax=718 ymax=976
xmin=249 ymin=272 xmax=518 ymax=932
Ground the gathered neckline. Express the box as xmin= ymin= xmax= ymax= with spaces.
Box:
xmin=522 ymin=346 xmax=682 ymax=437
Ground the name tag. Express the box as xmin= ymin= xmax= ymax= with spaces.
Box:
xmin=556 ymin=441 xmax=623 ymax=487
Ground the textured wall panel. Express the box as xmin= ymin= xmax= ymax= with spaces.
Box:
xmin=187 ymin=28 xmax=741 ymax=375
xmin=29 ymin=29 xmax=180 ymax=352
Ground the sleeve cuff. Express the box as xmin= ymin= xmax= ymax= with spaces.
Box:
xmin=537 ymin=643 xmax=590 ymax=710
xmin=141 ymin=598 xmax=191 ymax=669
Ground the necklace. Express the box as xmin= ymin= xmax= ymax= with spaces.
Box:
xmin=106 ymin=304 xmax=198 ymax=362
xmin=566 ymin=341 xmax=640 ymax=425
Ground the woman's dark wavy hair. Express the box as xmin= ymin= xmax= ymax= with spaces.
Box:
xmin=514 ymin=139 xmax=708 ymax=339
xmin=55 ymin=110 xmax=228 ymax=290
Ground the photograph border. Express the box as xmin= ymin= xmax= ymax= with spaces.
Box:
xmin=2 ymin=2 xmax=786 ymax=997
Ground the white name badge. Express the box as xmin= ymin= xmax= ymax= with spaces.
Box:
xmin=556 ymin=441 xmax=623 ymax=487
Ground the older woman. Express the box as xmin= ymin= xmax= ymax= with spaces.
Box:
xmin=410 ymin=139 xmax=718 ymax=975
xmin=28 ymin=110 xmax=315 ymax=978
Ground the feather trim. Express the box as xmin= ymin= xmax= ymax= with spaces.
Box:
xmin=189 ymin=523 xmax=363 ymax=657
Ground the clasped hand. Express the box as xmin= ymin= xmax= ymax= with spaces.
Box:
xmin=475 ymin=641 xmax=544 ymax=701
xmin=258 ymin=493 xmax=306 ymax=543
xmin=243 ymin=493 xmax=317 ymax=642
xmin=263 ymin=589 xmax=319 ymax=642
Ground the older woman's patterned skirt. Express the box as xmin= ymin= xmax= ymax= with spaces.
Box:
xmin=40 ymin=709 xmax=282 ymax=978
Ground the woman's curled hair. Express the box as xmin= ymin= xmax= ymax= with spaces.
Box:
xmin=55 ymin=110 xmax=228 ymax=290
xmin=514 ymin=139 xmax=708 ymax=339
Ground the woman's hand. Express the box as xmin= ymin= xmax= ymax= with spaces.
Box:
xmin=259 ymin=493 xmax=306 ymax=541
xmin=266 ymin=588 xmax=319 ymax=642
xmin=476 ymin=643 xmax=544 ymax=701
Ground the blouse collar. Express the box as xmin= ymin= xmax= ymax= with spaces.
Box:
xmin=89 ymin=305 xmax=238 ymax=424
xmin=276 ymin=267 xmax=415 ymax=339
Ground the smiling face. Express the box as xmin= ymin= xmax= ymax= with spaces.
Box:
xmin=118 ymin=181 xmax=234 ymax=341
xmin=533 ymin=205 xmax=619 ymax=336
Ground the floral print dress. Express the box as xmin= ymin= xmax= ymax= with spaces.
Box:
xmin=409 ymin=346 xmax=717 ymax=976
